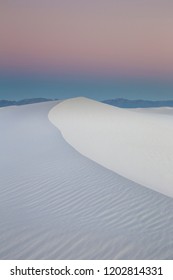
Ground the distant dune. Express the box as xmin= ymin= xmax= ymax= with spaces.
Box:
xmin=49 ymin=97 xmax=173 ymax=198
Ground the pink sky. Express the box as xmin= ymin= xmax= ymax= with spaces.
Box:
xmin=0 ymin=0 xmax=173 ymax=79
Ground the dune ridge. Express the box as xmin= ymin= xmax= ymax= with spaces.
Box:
xmin=49 ymin=97 xmax=173 ymax=198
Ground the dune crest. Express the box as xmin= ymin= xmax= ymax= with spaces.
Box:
xmin=49 ymin=97 xmax=173 ymax=198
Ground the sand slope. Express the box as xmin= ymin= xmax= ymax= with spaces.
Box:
xmin=49 ymin=97 xmax=173 ymax=198
xmin=0 ymin=101 xmax=173 ymax=259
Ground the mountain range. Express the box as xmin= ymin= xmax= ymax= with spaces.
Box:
xmin=1 ymin=97 xmax=173 ymax=108
xmin=102 ymin=98 xmax=173 ymax=108
xmin=0 ymin=98 xmax=55 ymax=107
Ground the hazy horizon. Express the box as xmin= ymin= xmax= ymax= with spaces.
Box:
xmin=0 ymin=75 xmax=173 ymax=102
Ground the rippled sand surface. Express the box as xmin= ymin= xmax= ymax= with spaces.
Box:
xmin=0 ymin=101 xmax=173 ymax=259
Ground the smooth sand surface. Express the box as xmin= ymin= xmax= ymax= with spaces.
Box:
xmin=131 ymin=107 xmax=173 ymax=115
xmin=1 ymin=101 xmax=173 ymax=259
xmin=49 ymin=97 xmax=173 ymax=198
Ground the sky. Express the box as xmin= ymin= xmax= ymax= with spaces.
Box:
xmin=0 ymin=0 xmax=173 ymax=100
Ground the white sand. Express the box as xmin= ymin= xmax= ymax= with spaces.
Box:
xmin=1 ymin=100 xmax=173 ymax=259
xmin=49 ymin=97 xmax=173 ymax=198
xmin=131 ymin=107 xmax=173 ymax=115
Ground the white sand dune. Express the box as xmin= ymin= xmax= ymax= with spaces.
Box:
xmin=1 ymin=100 xmax=173 ymax=259
xmin=131 ymin=107 xmax=173 ymax=116
xmin=49 ymin=97 xmax=173 ymax=198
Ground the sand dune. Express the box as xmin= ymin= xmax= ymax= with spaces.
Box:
xmin=131 ymin=107 xmax=173 ymax=115
xmin=49 ymin=97 xmax=173 ymax=198
xmin=0 ymin=100 xmax=173 ymax=259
